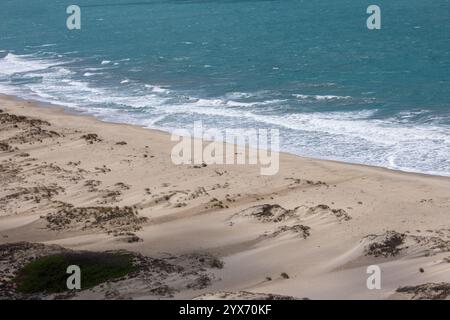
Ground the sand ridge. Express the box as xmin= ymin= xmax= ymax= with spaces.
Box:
xmin=0 ymin=94 xmax=449 ymax=300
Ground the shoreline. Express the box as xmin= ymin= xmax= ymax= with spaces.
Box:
xmin=1 ymin=92 xmax=449 ymax=181
xmin=0 ymin=93 xmax=449 ymax=300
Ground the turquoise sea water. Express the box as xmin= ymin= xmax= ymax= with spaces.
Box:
xmin=1 ymin=0 xmax=450 ymax=175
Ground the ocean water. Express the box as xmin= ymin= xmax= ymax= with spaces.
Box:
xmin=1 ymin=0 xmax=450 ymax=176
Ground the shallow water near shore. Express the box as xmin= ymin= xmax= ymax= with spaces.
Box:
xmin=1 ymin=0 xmax=450 ymax=176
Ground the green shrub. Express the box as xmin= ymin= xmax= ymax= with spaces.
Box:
xmin=15 ymin=251 xmax=135 ymax=294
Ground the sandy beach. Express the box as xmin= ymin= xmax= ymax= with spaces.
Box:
xmin=0 ymin=94 xmax=449 ymax=300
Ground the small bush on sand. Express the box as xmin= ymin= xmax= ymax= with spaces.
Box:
xmin=14 ymin=251 xmax=135 ymax=294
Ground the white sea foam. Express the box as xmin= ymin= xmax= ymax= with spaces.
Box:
xmin=145 ymin=84 xmax=170 ymax=93
xmin=1 ymin=53 xmax=449 ymax=176
xmin=83 ymin=67 xmax=105 ymax=71
xmin=26 ymin=44 xmax=57 ymax=48
xmin=83 ymin=72 xmax=101 ymax=77
xmin=164 ymin=102 xmax=450 ymax=146
xmin=0 ymin=53 xmax=55 ymax=75
xmin=293 ymin=94 xmax=352 ymax=101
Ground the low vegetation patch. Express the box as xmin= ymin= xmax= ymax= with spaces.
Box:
xmin=396 ymin=283 xmax=450 ymax=300
xmin=14 ymin=251 xmax=135 ymax=294
xmin=365 ymin=231 xmax=406 ymax=257
xmin=45 ymin=204 xmax=147 ymax=235
xmin=81 ymin=133 xmax=102 ymax=144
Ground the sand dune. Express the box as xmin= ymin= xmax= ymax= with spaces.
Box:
xmin=0 ymin=94 xmax=449 ymax=300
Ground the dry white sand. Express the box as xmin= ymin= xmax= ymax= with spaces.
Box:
xmin=0 ymin=94 xmax=449 ymax=300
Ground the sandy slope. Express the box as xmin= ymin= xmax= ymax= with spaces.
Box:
xmin=0 ymin=94 xmax=449 ymax=300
